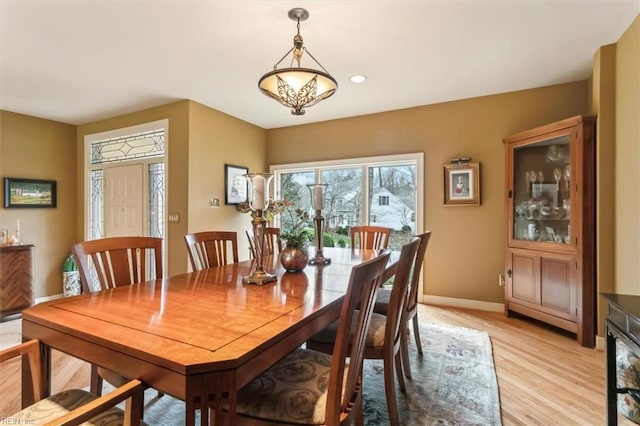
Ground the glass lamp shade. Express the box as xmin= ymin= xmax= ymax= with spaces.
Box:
xmin=245 ymin=173 xmax=273 ymax=211
xmin=259 ymin=68 xmax=337 ymax=115
xmin=307 ymin=183 xmax=328 ymax=210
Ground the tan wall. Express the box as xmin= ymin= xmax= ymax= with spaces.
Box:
xmin=187 ymin=102 xmax=267 ymax=263
xmin=77 ymin=101 xmax=190 ymax=276
xmin=0 ymin=111 xmax=77 ymax=297
xmin=615 ymin=15 xmax=640 ymax=295
xmin=267 ymin=82 xmax=589 ymax=304
xmin=592 ymin=44 xmax=617 ymax=336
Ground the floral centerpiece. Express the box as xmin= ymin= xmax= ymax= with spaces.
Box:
xmin=280 ymin=205 xmax=311 ymax=249
xmin=279 ymin=205 xmax=312 ymax=272
xmin=235 ymin=198 xmax=287 ymax=222
xmin=237 ymin=198 xmax=312 ymax=271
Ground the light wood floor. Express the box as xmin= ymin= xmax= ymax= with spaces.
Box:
xmin=1 ymin=304 xmax=634 ymax=425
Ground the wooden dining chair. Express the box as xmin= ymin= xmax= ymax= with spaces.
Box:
xmin=374 ymin=230 xmax=432 ymax=379
xmin=72 ymin=236 xmax=163 ymax=293
xmin=227 ymin=251 xmax=391 ymax=425
xmin=184 ymin=231 xmax=239 ymax=271
xmin=1 ymin=339 xmax=144 ymax=425
xmin=246 ymin=227 xmax=282 ymax=259
xmin=350 ymin=225 xmax=391 ymax=250
xmin=71 ymin=236 xmax=163 ymax=401
xmin=306 ymin=238 xmax=420 ymax=426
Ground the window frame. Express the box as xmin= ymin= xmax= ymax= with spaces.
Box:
xmin=270 ymin=152 xmax=424 ymax=233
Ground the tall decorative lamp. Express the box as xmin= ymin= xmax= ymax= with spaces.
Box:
xmin=243 ymin=173 xmax=277 ymax=285
xmin=307 ymin=184 xmax=331 ymax=265
xmin=258 ymin=7 xmax=338 ymax=116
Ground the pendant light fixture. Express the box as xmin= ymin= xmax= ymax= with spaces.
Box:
xmin=258 ymin=8 xmax=338 ymax=116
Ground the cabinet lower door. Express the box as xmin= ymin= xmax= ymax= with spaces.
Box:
xmin=507 ymin=248 xmax=577 ymax=324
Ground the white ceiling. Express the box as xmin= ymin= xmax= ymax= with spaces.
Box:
xmin=1 ymin=1 xmax=638 ymax=130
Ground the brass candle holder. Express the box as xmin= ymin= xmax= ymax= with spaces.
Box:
xmin=307 ymin=184 xmax=331 ymax=265
xmin=243 ymin=173 xmax=277 ymax=285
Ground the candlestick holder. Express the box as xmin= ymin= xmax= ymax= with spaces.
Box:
xmin=243 ymin=173 xmax=277 ymax=285
xmin=244 ymin=210 xmax=277 ymax=284
xmin=308 ymin=210 xmax=331 ymax=265
xmin=307 ymin=184 xmax=331 ymax=265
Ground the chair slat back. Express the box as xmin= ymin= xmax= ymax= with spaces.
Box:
xmin=325 ymin=251 xmax=390 ymax=423
xmin=406 ymin=231 xmax=432 ymax=317
xmin=184 ymin=231 xmax=239 ymax=271
xmin=386 ymin=238 xmax=421 ymax=349
xmin=349 ymin=225 xmax=391 ymax=250
xmin=72 ymin=237 xmax=163 ymax=293
xmin=0 ymin=339 xmax=43 ymax=401
xmin=246 ymin=227 xmax=282 ymax=259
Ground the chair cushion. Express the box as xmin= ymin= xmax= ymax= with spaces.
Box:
xmin=373 ymin=288 xmax=391 ymax=315
xmin=309 ymin=312 xmax=386 ymax=348
xmin=236 ymin=348 xmax=342 ymax=425
xmin=13 ymin=388 xmax=130 ymax=425
xmin=617 ymin=339 xmax=640 ymax=423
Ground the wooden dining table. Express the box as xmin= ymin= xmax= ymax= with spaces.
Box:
xmin=21 ymin=247 xmax=397 ymax=425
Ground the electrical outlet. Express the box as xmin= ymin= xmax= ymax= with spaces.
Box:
xmin=168 ymin=213 xmax=180 ymax=223
xmin=209 ymin=198 xmax=220 ymax=208
xmin=498 ymin=274 xmax=505 ymax=287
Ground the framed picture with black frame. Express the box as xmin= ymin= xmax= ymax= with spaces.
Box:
xmin=3 ymin=177 xmax=57 ymax=208
xmin=224 ymin=164 xmax=249 ymax=205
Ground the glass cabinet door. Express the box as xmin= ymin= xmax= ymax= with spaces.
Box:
xmin=512 ymin=134 xmax=571 ymax=244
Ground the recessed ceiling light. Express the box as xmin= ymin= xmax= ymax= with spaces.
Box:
xmin=350 ymin=75 xmax=367 ymax=84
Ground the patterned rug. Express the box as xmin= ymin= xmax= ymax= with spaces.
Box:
xmin=139 ymin=321 xmax=502 ymax=425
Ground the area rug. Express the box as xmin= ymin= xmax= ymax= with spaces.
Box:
xmin=138 ymin=321 xmax=502 ymax=425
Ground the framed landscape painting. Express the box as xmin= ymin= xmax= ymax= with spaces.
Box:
xmin=4 ymin=177 xmax=57 ymax=208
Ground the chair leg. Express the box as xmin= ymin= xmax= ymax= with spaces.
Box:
xmin=400 ymin=327 xmax=412 ymax=379
xmin=383 ymin=356 xmax=400 ymax=426
xmin=394 ymin=351 xmax=406 ymax=393
xmin=90 ymin=364 xmax=103 ymax=396
xmin=412 ymin=315 xmax=423 ymax=355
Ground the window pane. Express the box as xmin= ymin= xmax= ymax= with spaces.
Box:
xmin=368 ymin=164 xmax=416 ymax=232
xmin=91 ymin=129 xmax=165 ymax=165
xmin=321 ymin=168 xmax=362 ymax=230
xmin=279 ymin=171 xmax=314 ymax=232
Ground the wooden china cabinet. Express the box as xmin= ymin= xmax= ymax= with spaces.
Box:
xmin=503 ymin=115 xmax=596 ymax=347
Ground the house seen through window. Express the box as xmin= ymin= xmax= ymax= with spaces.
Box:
xmin=271 ymin=153 xmax=423 ymax=250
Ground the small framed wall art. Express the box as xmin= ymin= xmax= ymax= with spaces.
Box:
xmin=4 ymin=177 xmax=57 ymax=208
xmin=443 ymin=162 xmax=480 ymax=206
xmin=224 ymin=164 xmax=249 ymax=205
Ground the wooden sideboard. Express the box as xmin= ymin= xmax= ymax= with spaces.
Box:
xmin=0 ymin=244 xmax=35 ymax=319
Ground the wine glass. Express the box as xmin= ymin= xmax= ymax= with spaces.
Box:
xmin=525 ymin=171 xmax=531 ymax=193
xmin=553 ymin=168 xmax=562 ymax=189
xmin=564 ymin=165 xmax=571 ymax=190
xmin=537 ymin=171 xmax=544 ymax=184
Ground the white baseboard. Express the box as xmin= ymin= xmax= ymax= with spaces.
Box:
xmin=421 ymin=295 xmax=504 ymax=313
xmin=35 ymin=293 xmax=64 ymax=304
xmin=595 ymin=335 xmax=605 ymax=351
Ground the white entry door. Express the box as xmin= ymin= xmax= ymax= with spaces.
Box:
xmin=104 ymin=164 xmax=144 ymax=237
